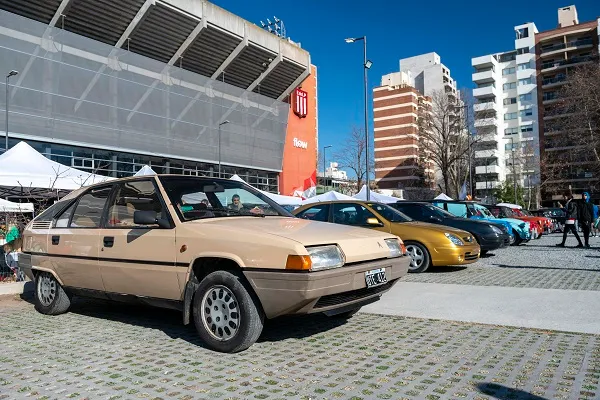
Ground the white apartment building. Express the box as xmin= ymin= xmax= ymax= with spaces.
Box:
xmin=471 ymin=22 xmax=540 ymax=197
xmin=399 ymin=52 xmax=459 ymax=99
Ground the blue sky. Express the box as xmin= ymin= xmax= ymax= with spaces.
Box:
xmin=214 ymin=0 xmax=598 ymax=161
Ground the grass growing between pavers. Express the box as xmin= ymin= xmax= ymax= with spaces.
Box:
xmin=0 ymin=297 xmax=599 ymax=399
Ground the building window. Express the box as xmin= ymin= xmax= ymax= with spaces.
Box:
xmin=520 ymin=109 xmax=533 ymax=117
xmin=505 ymin=127 xmax=518 ymax=135
xmin=503 ymin=97 xmax=517 ymax=105
xmin=517 ymin=47 xmax=530 ymax=55
xmin=516 ymin=27 xmax=529 ymax=39
xmin=519 ymin=78 xmax=532 ymax=86
xmin=503 ymin=82 xmax=517 ymax=90
xmin=502 ymin=67 xmax=516 ymax=75
xmin=518 ymin=61 xmax=532 ymax=70
xmin=521 ymin=126 xmax=533 ymax=133
xmin=504 ymin=112 xmax=517 ymax=120
xmin=519 ymin=93 xmax=532 ymax=102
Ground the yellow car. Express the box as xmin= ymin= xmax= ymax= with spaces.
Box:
xmin=293 ymin=200 xmax=480 ymax=273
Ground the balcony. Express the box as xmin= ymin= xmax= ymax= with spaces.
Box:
xmin=475 ymin=149 xmax=500 ymax=159
xmin=472 ymin=69 xmax=495 ymax=84
xmin=475 ymin=165 xmax=502 ymax=175
xmin=541 ymin=75 xmax=567 ymax=88
xmin=542 ymin=92 xmax=560 ymax=105
xmin=475 ymin=118 xmax=498 ymax=128
xmin=477 ymin=133 xmax=499 ymax=144
xmin=472 ymin=55 xmax=497 ymax=68
xmin=541 ymin=55 xmax=597 ymax=72
xmin=473 ymin=85 xmax=497 ymax=98
xmin=474 ymin=102 xmax=497 ymax=112
xmin=540 ymin=38 xmax=594 ymax=57
xmin=476 ymin=181 xmax=501 ymax=190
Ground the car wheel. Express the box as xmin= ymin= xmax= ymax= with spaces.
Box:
xmin=512 ymin=229 xmax=523 ymax=246
xmin=34 ymin=271 xmax=71 ymax=315
xmin=193 ymin=270 xmax=264 ymax=353
xmin=405 ymin=241 xmax=431 ymax=273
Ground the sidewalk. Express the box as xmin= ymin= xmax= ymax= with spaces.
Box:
xmin=363 ymin=281 xmax=600 ymax=334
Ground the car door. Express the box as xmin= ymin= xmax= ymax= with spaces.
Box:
xmin=331 ymin=203 xmax=389 ymax=233
xmin=97 ymin=179 xmax=180 ymax=300
xmin=50 ymin=185 xmax=113 ymax=291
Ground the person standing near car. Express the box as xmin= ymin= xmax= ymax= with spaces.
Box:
xmin=557 ymin=190 xmax=584 ymax=248
xmin=579 ymin=192 xmax=594 ymax=247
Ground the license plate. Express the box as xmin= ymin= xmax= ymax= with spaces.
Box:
xmin=365 ymin=268 xmax=387 ymax=288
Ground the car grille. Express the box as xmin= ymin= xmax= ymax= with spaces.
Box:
xmin=465 ymin=252 xmax=479 ymax=261
xmin=314 ymin=281 xmax=394 ymax=309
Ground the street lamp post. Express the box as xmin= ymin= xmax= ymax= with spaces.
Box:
xmin=508 ymin=136 xmax=517 ymax=203
xmin=217 ymin=120 xmax=230 ymax=178
xmin=323 ymin=145 xmax=332 ymax=189
xmin=5 ymin=70 xmax=18 ymax=153
xmin=345 ymin=36 xmax=372 ymax=200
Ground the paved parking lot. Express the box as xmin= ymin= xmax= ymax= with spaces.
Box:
xmin=1 ymin=233 xmax=600 ymax=400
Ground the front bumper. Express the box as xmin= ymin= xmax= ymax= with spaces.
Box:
xmin=430 ymin=244 xmax=480 ymax=266
xmin=479 ymin=234 xmax=509 ymax=251
xmin=243 ymin=256 xmax=410 ymax=319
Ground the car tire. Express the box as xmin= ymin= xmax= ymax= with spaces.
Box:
xmin=405 ymin=241 xmax=431 ymax=273
xmin=512 ymin=229 xmax=523 ymax=246
xmin=34 ymin=271 xmax=71 ymax=315
xmin=193 ymin=270 xmax=264 ymax=353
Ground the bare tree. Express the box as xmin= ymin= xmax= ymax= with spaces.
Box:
xmin=542 ymin=64 xmax=600 ymax=196
xmin=417 ymin=90 xmax=487 ymax=198
xmin=334 ymin=127 xmax=374 ymax=191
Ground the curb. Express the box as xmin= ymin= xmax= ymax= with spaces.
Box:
xmin=0 ymin=281 xmax=34 ymax=296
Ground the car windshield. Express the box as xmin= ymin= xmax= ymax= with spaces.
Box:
xmin=159 ymin=177 xmax=292 ymax=221
xmin=474 ymin=204 xmax=495 ymax=218
xmin=368 ymin=203 xmax=412 ymax=222
xmin=426 ymin=204 xmax=455 ymax=218
xmin=520 ymin=210 xmax=532 ymax=216
xmin=495 ymin=207 xmax=514 ymax=218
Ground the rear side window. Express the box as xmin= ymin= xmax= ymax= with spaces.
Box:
xmin=393 ymin=204 xmax=421 ymax=219
xmin=295 ymin=204 xmax=330 ymax=222
xmin=107 ymin=180 xmax=166 ymax=228
xmin=70 ymin=186 xmax=113 ymax=228
xmin=447 ymin=203 xmax=468 ymax=218
xmin=54 ymin=203 xmax=76 ymax=228
xmin=34 ymin=201 xmax=67 ymax=222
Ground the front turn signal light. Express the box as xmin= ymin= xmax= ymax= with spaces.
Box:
xmin=400 ymin=243 xmax=407 ymax=256
xmin=285 ymin=255 xmax=312 ymax=270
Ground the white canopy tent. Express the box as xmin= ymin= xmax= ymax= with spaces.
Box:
xmin=0 ymin=141 xmax=112 ymax=198
xmin=133 ymin=165 xmax=157 ymax=176
xmin=229 ymin=174 xmax=302 ymax=206
xmin=0 ymin=198 xmax=34 ymax=213
xmin=354 ymin=186 xmax=401 ymax=204
xmin=300 ymin=191 xmax=354 ymax=205
xmin=434 ymin=193 xmax=453 ymax=200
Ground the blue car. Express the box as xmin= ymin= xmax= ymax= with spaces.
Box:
xmin=471 ymin=203 xmax=531 ymax=245
xmin=429 ymin=200 xmax=515 ymax=245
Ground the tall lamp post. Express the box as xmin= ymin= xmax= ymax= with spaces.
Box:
xmin=217 ymin=120 xmax=230 ymax=178
xmin=5 ymin=70 xmax=18 ymax=153
xmin=323 ymin=145 xmax=332 ymax=189
xmin=345 ymin=36 xmax=372 ymax=200
xmin=506 ymin=136 xmax=517 ymax=203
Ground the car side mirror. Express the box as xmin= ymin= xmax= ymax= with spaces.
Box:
xmin=133 ymin=210 xmax=170 ymax=229
xmin=365 ymin=217 xmax=384 ymax=227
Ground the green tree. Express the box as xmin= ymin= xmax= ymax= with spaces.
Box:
xmin=493 ymin=180 xmax=525 ymax=207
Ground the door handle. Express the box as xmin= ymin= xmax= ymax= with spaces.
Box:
xmin=103 ymin=236 xmax=114 ymax=248
xmin=51 ymin=235 xmax=60 ymax=245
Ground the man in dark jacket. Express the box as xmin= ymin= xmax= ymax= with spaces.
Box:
xmin=557 ymin=190 xmax=584 ymax=248
xmin=579 ymin=191 xmax=594 ymax=248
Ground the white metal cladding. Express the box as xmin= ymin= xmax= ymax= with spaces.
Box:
xmin=0 ymin=9 xmax=290 ymax=172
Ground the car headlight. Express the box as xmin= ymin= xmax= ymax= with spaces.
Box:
xmin=306 ymin=245 xmax=344 ymax=271
xmin=385 ymin=238 xmax=404 ymax=258
xmin=491 ymin=225 xmax=503 ymax=235
xmin=445 ymin=233 xmax=464 ymax=246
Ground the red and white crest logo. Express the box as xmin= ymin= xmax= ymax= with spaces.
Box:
xmin=293 ymin=88 xmax=308 ymax=118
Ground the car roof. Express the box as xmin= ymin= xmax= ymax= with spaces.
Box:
xmin=80 ymin=174 xmax=237 ymax=190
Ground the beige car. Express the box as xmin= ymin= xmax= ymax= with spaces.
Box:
xmin=20 ymin=176 xmax=409 ymax=352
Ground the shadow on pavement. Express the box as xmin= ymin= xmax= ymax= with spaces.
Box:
xmin=420 ymin=266 xmax=468 ymax=274
xmin=18 ymin=292 xmax=350 ymax=348
xmin=493 ymin=264 xmax=600 ymax=272
xmin=477 ymin=383 xmax=549 ymax=400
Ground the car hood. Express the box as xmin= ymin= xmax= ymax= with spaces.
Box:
xmin=189 ymin=216 xmax=397 ymax=263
